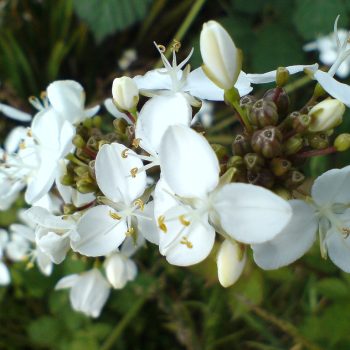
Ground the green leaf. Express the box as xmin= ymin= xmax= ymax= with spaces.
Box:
xmin=73 ymin=0 xmax=153 ymax=42
xmin=293 ymin=0 xmax=347 ymax=40
xmin=27 ymin=316 xmax=63 ymax=347
xmin=315 ymin=278 xmax=349 ymax=299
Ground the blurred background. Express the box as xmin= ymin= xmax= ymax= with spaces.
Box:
xmin=1 ymin=0 xmax=350 ymax=349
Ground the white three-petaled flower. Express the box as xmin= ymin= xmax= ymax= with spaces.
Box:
xmin=154 ymin=125 xmax=292 ymax=266
xmin=253 ymin=166 xmax=350 ymax=272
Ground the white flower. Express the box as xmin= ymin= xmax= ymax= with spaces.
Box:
xmin=72 ymin=143 xmax=157 ymax=257
xmin=308 ymin=98 xmax=345 ymax=132
xmin=217 ymin=239 xmax=246 ymax=288
xmin=0 ymin=229 xmax=10 ymax=285
xmin=55 ymin=268 xmax=111 ymax=318
xmin=154 ymin=125 xmax=292 ymax=266
xmin=104 ymin=236 xmax=142 ymax=289
xmin=304 ymin=29 xmax=350 ymax=78
xmin=191 ymin=101 xmax=214 ymax=128
xmin=200 ymin=20 xmax=242 ymax=90
xmin=252 ymin=166 xmax=350 ymax=272
xmin=112 ymin=77 xmax=139 ymax=112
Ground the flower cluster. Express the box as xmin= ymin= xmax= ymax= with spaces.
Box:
xmin=1 ymin=18 xmax=350 ymax=318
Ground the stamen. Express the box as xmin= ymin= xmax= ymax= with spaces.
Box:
xmin=180 ymin=236 xmax=193 ymax=249
xmin=158 ymin=215 xmax=167 ymax=233
xmin=40 ymin=91 xmax=47 ymax=100
xmin=121 ymin=149 xmax=128 ymax=158
xmin=172 ymin=39 xmax=181 ymax=52
xmin=157 ymin=44 xmax=166 ymax=53
xmin=132 ymin=138 xmax=141 ymax=148
xmin=179 ymin=215 xmax=190 ymax=226
xmin=125 ymin=227 xmax=135 ymax=236
xmin=19 ymin=141 xmax=26 ymax=150
xmin=342 ymin=227 xmax=350 ymax=237
xmin=109 ymin=210 xmax=122 ymax=220
xmin=130 ymin=167 xmax=138 ymax=178
xmin=27 ymin=129 xmax=32 ymax=137
xmin=133 ymin=198 xmax=145 ymax=211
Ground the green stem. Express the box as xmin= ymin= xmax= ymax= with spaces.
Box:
xmin=99 ymin=293 xmax=150 ymax=350
xmin=230 ymin=99 xmax=252 ymax=132
xmin=154 ymin=0 xmax=206 ymax=68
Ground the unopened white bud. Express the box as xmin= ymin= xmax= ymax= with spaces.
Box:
xmin=217 ymin=239 xmax=246 ymax=288
xmin=308 ymin=98 xmax=345 ymax=132
xmin=112 ymin=76 xmax=139 ymax=112
xmin=200 ymin=20 xmax=242 ymax=90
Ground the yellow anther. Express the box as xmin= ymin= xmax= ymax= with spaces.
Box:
xmin=157 ymin=44 xmax=166 ymax=53
xmin=132 ymin=138 xmax=141 ymax=148
xmin=134 ymin=198 xmax=145 ymax=211
xmin=19 ymin=141 xmax=26 ymax=150
xmin=40 ymin=91 xmax=47 ymax=100
xmin=130 ymin=167 xmax=138 ymax=178
xmin=28 ymin=96 xmax=36 ymax=103
xmin=109 ymin=210 xmax=122 ymax=220
xmin=27 ymin=129 xmax=32 ymax=137
xmin=121 ymin=149 xmax=129 ymax=158
xmin=180 ymin=236 xmax=193 ymax=249
xmin=342 ymin=227 xmax=350 ymax=237
xmin=172 ymin=39 xmax=181 ymax=52
xmin=125 ymin=227 xmax=135 ymax=236
xmin=26 ymin=261 xmax=34 ymax=270
xmin=179 ymin=215 xmax=190 ymax=226
xmin=158 ymin=215 xmax=167 ymax=233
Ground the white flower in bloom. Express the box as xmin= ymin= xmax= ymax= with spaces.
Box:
xmin=73 ymin=143 xmax=157 ymax=257
xmin=304 ymin=29 xmax=350 ymax=78
xmin=104 ymin=235 xmax=143 ymax=289
xmin=0 ymin=229 xmax=10 ymax=285
xmin=55 ymin=268 xmax=111 ymax=318
xmin=154 ymin=125 xmax=292 ymax=266
xmin=252 ymin=166 xmax=350 ymax=272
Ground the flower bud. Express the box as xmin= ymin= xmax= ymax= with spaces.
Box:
xmin=263 ymin=88 xmax=289 ymax=117
xmin=283 ymin=135 xmax=303 ymax=155
xmin=248 ymin=99 xmax=278 ymax=128
xmin=284 ymin=170 xmax=305 ymax=189
xmin=273 ymin=187 xmax=292 ymax=200
xmin=251 ymin=126 xmax=282 ymax=158
xmin=217 ymin=239 xmax=246 ymax=288
xmin=334 ymin=133 xmax=350 ymax=151
xmin=291 ymin=113 xmax=311 ymax=133
xmin=270 ymin=158 xmax=291 ymax=176
xmin=307 ymin=133 xmax=329 ymax=150
xmin=227 ymin=155 xmax=244 ymax=169
xmin=200 ymin=20 xmax=242 ymax=90
xmin=247 ymin=169 xmax=275 ymax=188
xmin=112 ymin=76 xmax=139 ymax=112
xmin=244 ymin=153 xmax=264 ymax=171
xmin=211 ymin=144 xmax=229 ymax=162
xmin=72 ymin=134 xmax=86 ymax=148
xmin=276 ymin=67 xmax=289 ymax=87
xmin=60 ymin=174 xmax=75 ymax=186
xmin=232 ymin=134 xmax=251 ymax=156
xmin=308 ymin=98 xmax=345 ymax=132
xmin=240 ymin=95 xmax=257 ymax=115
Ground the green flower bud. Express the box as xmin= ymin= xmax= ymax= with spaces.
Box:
xmin=276 ymin=67 xmax=289 ymax=87
xmin=211 ymin=144 xmax=229 ymax=162
xmin=60 ymin=174 xmax=75 ymax=186
xmin=273 ymin=187 xmax=292 ymax=200
xmin=249 ymin=99 xmax=278 ymax=128
xmin=247 ymin=169 xmax=275 ymax=189
xmin=240 ymin=95 xmax=257 ymax=115
xmin=284 ymin=170 xmax=305 ymax=189
xmin=270 ymin=158 xmax=291 ymax=176
xmin=334 ymin=133 xmax=350 ymax=151
xmin=263 ymin=88 xmax=289 ymax=117
xmin=307 ymin=133 xmax=329 ymax=150
xmin=244 ymin=153 xmax=264 ymax=171
xmin=227 ymin=155 xmax=244 ymax=169
xmin=73 ymin=165 xmax=89 ymax=177
xmin=284 ymin=135 xmax=304 ymax=155
xmin=77 ymin=183 xmax=97 ymax=194
xmin=308 ymin=98 xmax=345 ymax=132
xmin=63 ymin=204 xmax=76 ymax=215
xmin=251 ymin=126 xmax=283 ymax=158
xmin=232 ymin=134 xmax=252 ymax=156
xmin=92 ymin=116 xmax=102 ymax=128
xmin=291 ymin=113 xmax=311 ymax=133
xmin=72 ymin=134 xmax=86 ymax=148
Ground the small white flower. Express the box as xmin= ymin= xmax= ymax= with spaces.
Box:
xmin=112 ymin=76 xmax=139 ymax=112
xmin=154 ymin=125 xmax=292 ymax=266
xmin=252 ymin=166 xmax=350 ymax=272
xmin=55 ymin=269 xmax=111 ymax=318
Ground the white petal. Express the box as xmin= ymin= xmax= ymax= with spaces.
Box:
xmin=4 ymin=126 xmax=27 ymax=153
xmin=36 ymin=231 xmax=70 ymax=264
xmin=95 ymin=143 xmax=146 ymax=204
xmin=70 ymin=269 xmax=110 ymax=318
xmin=213 ymin=183 xmax=292 ymax=244
xmin=314 ymin=70 xmax=350 ymax=107
xmin=185 ymin=68 xmax=224 ymax=101
xmin=159 ymin=125 xmax=219 ymax=198
xmin=162 ymin=218 xmax=215 ymax=266
xmin=135 ymin=94 xmax=191 ymax=155
xmin=311 ymin=166 xmax=350 ymax=206
xmin=0 ymin=103 xmax=31 ymax=122
xmin=72 ymin=205 xmax=127 ymax=257
xmin=247 ymin=64 xmax=319 ymax=84
xmin=326 ymin=230 xmax=350 ymax=272
xmin=104 ymin=253 xmax=129 ymax=289
xmin=36 ymin=248 xmax=53 ymax=276
xmin=71 ymin=191 xmax=95 ymax=208
xmin=84 ymin=105 xmax=100 ymax=118
xmin=137 ymin=201 xmax=159 ymax=245
xmin=217 ymin=239 xmax=246 ymax=287
xmin=133 ymin=68 xmax=172 ymax=92
xmin=5 ymin=234 xmax=30 ymax=261
xmin=0 ymin=261 xmax=10 ymax=285
xmin=252 ymin=200 xmax=317 ymax=269
xmin=55 ymin=274 xmax=80 ymax=289
xmin=235 ymin=71 xmax=253 ymax=96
